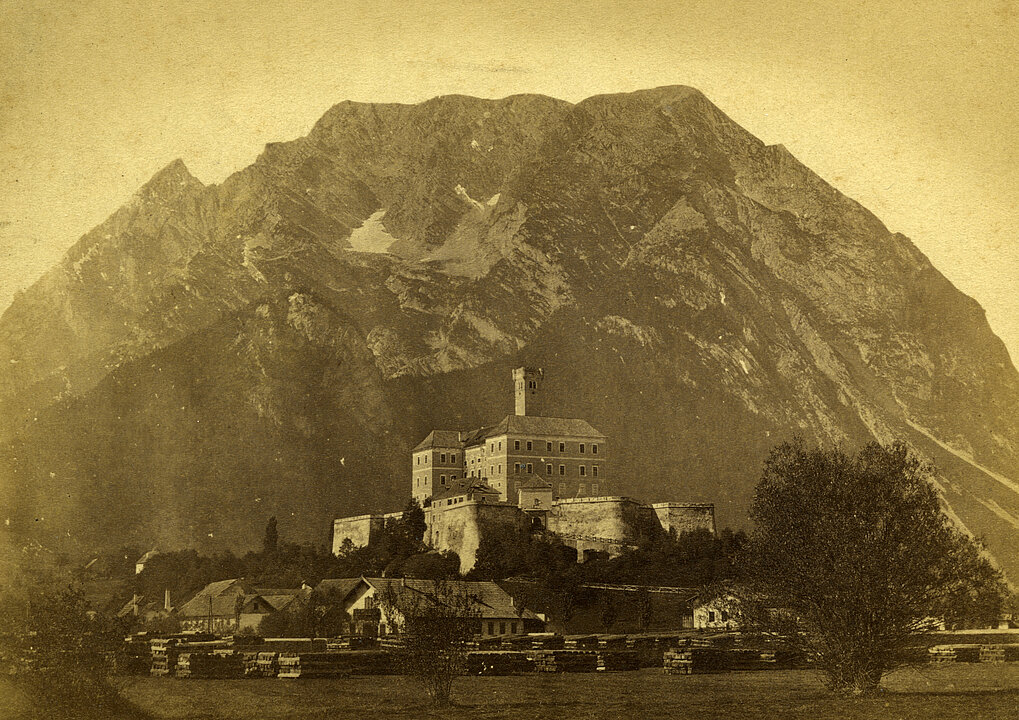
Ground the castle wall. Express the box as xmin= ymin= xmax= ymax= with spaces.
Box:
xmin=331 ymin=514 xmax=385 ymax=554
xmin=425 ymin=501 xmax=520 ymax=573
xmin=548 ymin=496 xmax=652 ymax=543
xmin=651 ymin=503 xmax=716 ymax=536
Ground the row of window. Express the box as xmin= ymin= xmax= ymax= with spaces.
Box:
xmin=516 ymin=462 xmax=599 ymax=477
xmin=485 ymin=620 xmax=518 ymax=635
xmin=416 ymin=452 xmax=458 ymax=466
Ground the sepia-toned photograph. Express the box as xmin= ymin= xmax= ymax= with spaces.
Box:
xmin=1 ymin=1 xmax=1017 ymax=718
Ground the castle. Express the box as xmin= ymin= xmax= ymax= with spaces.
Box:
xmin=333 ymin=368 xmax=715 ymax=572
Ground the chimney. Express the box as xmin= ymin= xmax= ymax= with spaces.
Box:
xmin=401 ymin=576 xmax=406 ymax=587
xmin=164 ymin=589 xmax=171 ymax=612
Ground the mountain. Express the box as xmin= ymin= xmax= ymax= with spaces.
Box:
xmin=1 ymin=87 xmax=1017 ymax=580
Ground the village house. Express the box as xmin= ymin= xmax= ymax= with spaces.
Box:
xmin=176 ymin=579 xmax=309 ymax=632
xmin=323 ymin=577 xmax=545 ymax=637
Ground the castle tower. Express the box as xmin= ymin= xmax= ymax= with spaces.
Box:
xmin=513 ymin=367 xmax=544 ymax=416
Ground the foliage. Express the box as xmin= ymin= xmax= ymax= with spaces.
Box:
xmin=580 ymin=528 xmax=747 ymax=587
xmin=0 ymin=581 xmax=144 ymax=718
xmin=376 ymin=580 xmax=482 ymax=706
xmin=263 ymin=516 xmax=279 ymax=554
xmin=737 ymin=439 xmax=1008 ymax=694
xmin=597 ymin=593 xmax=619 ymax=632
xmin=257 ymin=587 xmax=350 ymax=638
xmin=468 ymin=516 xmax=577 ymax=580
xmin=634 ymin=587 xmax=654 ymax=633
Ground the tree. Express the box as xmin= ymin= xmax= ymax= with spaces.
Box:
xmin=738 ymin=439 xmax=1008 ymax=694
xmin=634 ymin=587 xmax=654 ymax=633
xmin=598 ymin=593 xmax=619 ymax=633
xmin=376 ymin=580 xmax=482 ymax=707
xmin=263 ymin=516 xmax=279 ymax=554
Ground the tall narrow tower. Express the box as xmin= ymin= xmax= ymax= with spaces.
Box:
xmin=513 ymin=367 xmax=544 ymax=416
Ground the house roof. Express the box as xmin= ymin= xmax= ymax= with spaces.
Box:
xmin=430 ymin=479 xmax=500 ymax=502
xmin=315 ymin=577 xmax=362 ymax=598
xmin=360 ymin=577 xmax=541 ymax=621
xmin=412 ymin=430 xmax=463 ymax=452
xmin=515 ymin=475 xmax=553 ymax=490
xmin=240 ymin=592 xmax=303 ymax=614
xmin=177 ymin=578 xmax=246 ymax=618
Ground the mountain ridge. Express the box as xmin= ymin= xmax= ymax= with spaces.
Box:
xmin=1 ymin=86 xmax=1016 ymax=580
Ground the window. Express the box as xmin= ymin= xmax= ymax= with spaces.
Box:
xmin=526 ymin=441 xmax=532 ymax=451
xmin=499 ymin=622 xmax=506 ymax=634
xmin=579 ymin=465 xmax=586 ymax=476
xmin=441 ymin=453 xmax=446 ymax=463
xmin=533 ymin=498 xmax=541 ymax=508
xmin=529 ymin=380 xmax=536 ymax=389
xmin=579 ymin=444 xmax=585 ymax=454
xmin=546 ymin=441 xmax=553 ymax=452
xmin=559 ymin=465 xmax=565 ymax=475
xmin=546 ymin=464 xmax=553 ymax=475
xmin=416 ymin=456 xmax=420 ymax=465
xmin=440 ymin=475 xmax=446 ymax=484
xmin=514 ymin=463 xmax=521 ymax=474
xmin=708 ymin=611 xmax=716 ymax=623
xmin=593 ymin=444 xmax=599 ymax=455
xmin=514 ymin=440 xmax=520 ymax=450
xmin=526 ymin=463 xmax=533 ymax=473
xmin=426 ymin=455 xmax=429 ymax=464
xmin=451 ymin=454 xmax=456 ymax=463
xmin=559 ymin=442 xmax=565 ymax=452
xmin=593 ymin=466 xmax=599 ymax=477
xmin=592 ymin=484 xmax=599 ymax=494
xmin=511 ymin=622 xmax=517 ymax=634
xmin=722 ymin=610 xmax=730 ymax=622
xmin=488 ymin=621 xmax=495 ymax=635
xmin=490 ymin=465 xmax=494 ymax=475
xmin=490 ymin=443 xmax=494 ymax=452
xmin=499 ymin=441 xmax=502 ymax=450
xmin=578 ymin=483 xmax=586 ymax=494
xmin=498 ymin=464 xmax=502 ymax=474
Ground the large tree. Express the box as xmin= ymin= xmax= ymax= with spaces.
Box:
xmin=738 ymin=439 xmax=1007 ymax=694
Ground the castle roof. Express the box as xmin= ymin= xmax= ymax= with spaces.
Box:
xmin=412 ymin=430 xmax=463 ymax=452
xmin=488 ymin=414 xmax=606 ymax=440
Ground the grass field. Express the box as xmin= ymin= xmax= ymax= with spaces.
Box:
xmin=4 ymin=665 xmax=1019 ymax=719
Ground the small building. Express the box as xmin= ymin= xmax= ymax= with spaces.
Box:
xmin=326 ymin=576 xmax=543 ymax=637
xmin=176 ymin=579 xmax=308 ymax=633
xmin=237 ymin=589 xmax=308 ymax=631
xmin=693 ymin=593 xmax=740 ymax=631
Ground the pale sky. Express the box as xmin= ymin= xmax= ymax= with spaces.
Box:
xmin=2 ymin=0 xmax=1016 ymax=361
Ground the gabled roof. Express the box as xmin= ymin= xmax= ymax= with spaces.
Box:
xmin=177 ymin=578 xmax=246 ymax=618
xmin=516 ymin=475 xmax=553 ymax=490
xmin=361 ymin=578 xmax=541 ymax=621
xmin=412 ymin=430 xmax=463 ymax=452
xmin=315 ymin=577 xmax=362 ymax=597
xmin=240 ymin=592 xmax=303 ymax=614
xmin=430 ymin=478 xmax=500 ymax=502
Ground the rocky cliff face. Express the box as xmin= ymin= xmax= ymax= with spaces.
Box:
xmin=1 ymin=87 xmax=1017 ymax=579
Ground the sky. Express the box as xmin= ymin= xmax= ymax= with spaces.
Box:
xmin=1 ymin=0 xmax=1016 ymax=361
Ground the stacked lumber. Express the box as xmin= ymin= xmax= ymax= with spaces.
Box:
xmin=663 ymin=649 xmax=693 ymax=675
xmin=499 ymin=635 xmax=534 ymax=651
xmin=530 ymin=634 xmax=565 ymax=650
xmin=979 ymin=645 xmax=1019 ymax=663
xmin=326 ymin=636 xmax=375 ymax=651
xmin=278 ymin=652 xmax=351 ymax=679
xmin=277 ymin=650 xmax=395 ymax=678
xmin=378 ymin=636 xmax=406 ymax=649
xmin=564 ymin=635 xmax=599 ymax=650
xmin=929 ymin=645 xmax=981 ymax=663
xmin=175 ymin=651 xmax=245 ymax=679
xmin=598 ymin=635 xmax=628 ymax=650
xmin=596 ymin=651 xmax=639 ymax=672
xmin=149 ymin=639 xmax=178 ymax=676
xmin=255 ymin=651 xmax=280 ymax=677
xmin=532 ymin=650 xmax=599 ymax=673
xmin=466 ymin=651 xmax=534 ymax=675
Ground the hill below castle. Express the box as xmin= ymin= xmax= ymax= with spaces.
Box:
xmin=1 ymin=87 xmax=1017 ymax=580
